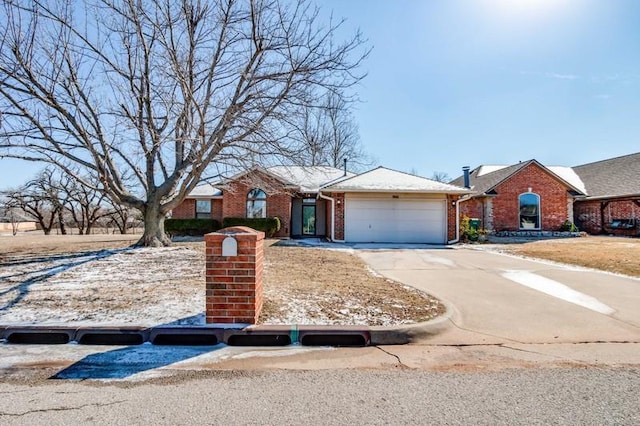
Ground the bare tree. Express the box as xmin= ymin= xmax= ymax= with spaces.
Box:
xmin=58 ymin=173 xmax=112 ymax=235
xmin=291 ymin=91 xmax=373 ymax=171
xmin=0 ymin=0 xmax=368 ymax=246
xmin=103 ymin=198 xmax=136 ymax=235
xmin=293 ymin=103 xmax=329 ymax=167
xmin=3 ymin=169 xmax=63 ymax=235
xmin=0 ymin=198 xmax=22 ymax=235
xmin=431 ymin=171 xmax=451 ymax=183
xmin=323 ymin=92 xmax=372 ymax=170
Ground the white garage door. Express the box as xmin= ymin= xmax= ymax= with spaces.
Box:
xmin=345 ymin=197 xmax=447 ymax=244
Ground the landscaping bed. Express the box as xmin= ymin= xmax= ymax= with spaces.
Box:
xmin=0 ymin=234 xmax=444 ymax=326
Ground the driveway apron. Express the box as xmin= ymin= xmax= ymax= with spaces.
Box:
xmin=357 ymin=248 xmax=640 ymax=345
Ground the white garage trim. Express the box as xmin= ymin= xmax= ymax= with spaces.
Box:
xmin=344 ymin=193 xmax=447 ymax=244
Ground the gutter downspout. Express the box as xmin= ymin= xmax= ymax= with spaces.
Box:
xmin=318 ymin=191 xmax=335 ymax=242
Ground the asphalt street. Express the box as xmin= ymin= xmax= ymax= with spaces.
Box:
xmin=1 ymin=367 xmax=639 ymax=425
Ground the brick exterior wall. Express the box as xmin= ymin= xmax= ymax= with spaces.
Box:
xmin=173 ymin=170 xmax=293 ymax=237
xmin=171 ymin=198 xmax=223 ymax=222
xmin=469 ymin=162 xmax=574 ymax=232
xmin=334 ymin=193 xmax=345 ymax=241
xmin=204 ymin=227 xmax=264 ymax=324
xmin=172 ymin=198 xmax=195 ymax=219
xmin=574 ymin=199 xmax=640 ymax=235
xmin=459 ymin=197 xmax=485 ymax=225
xmin=221 ymin=171 xmax=292 ymax=238
xmin=447 ymin=195 xmax=459 ymax=242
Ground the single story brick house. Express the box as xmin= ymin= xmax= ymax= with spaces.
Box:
xmin=451 ymin=152 xmax=640 ymax=236
xmin=172 ymin=165 xmax=470 ymax=244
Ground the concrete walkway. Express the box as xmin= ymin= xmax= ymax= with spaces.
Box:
xmin=357 ymin=247 xmax=640 ymax=345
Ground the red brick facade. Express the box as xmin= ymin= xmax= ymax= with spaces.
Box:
xmin=333 ymin=193 xmax=346 ymax=241
xmin=460 ymin=162 xmax=574 ymax=232
xmin=171 ymin=198 xmax=223 ymax=223
xmin=205 ymin=227 xmax=264 ymax=324
xmin=459 ymin=198 xmax=485 ymax=223
xmin=574 ymin=199 xmax=640 ymax=235
xmin=447 ymin=195 xmax=460 ymax=242
xmin=172 ymin=170 xmax=292 ymax=237
xmin=221 ymin=171 xmax=292 ymax=238
xmin=172 ymin=198 xmax=196 ymax=219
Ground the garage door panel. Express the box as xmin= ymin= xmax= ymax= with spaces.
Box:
xmin=345 ymin=198 xmax=446 ymax=244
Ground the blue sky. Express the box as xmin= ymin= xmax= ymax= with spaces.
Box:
xmin=324 ymin=0 xmax=640 ymax=179
xmin=1 ymin=0 xmax=639 ymax=187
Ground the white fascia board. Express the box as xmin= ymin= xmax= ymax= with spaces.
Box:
xmin=322 ymin=188 xmax=471 ymax=194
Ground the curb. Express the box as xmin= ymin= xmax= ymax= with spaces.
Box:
xmin=370 ymin=313 xmax=453 ymax=345
xmin=0 ymin=311 xmax=452 ymax=347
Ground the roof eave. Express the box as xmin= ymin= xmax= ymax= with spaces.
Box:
xmin=580 ymin=193 xmax=640 ymax=201
xmin=320 ymin=188 xmax=472 ymax=194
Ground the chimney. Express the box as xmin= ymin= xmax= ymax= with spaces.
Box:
xmin=462 ymin=166 xmax=471 ymax=189
xmin=343 ymin=158 xmax=347 ymax=176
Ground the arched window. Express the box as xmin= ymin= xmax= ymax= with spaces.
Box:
xmin=247 ymin=189 xmax=267 ymax=218
xmin=519 ymin=192 xmax=540 ymax=230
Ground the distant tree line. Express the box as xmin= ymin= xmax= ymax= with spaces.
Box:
xmin=1 ymin=168 xmax=139 ymax=236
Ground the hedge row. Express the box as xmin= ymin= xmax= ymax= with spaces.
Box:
xmin=165 ymin=217 xmax=281 ymax=237
xmin=164 ymin=218 xmax=221 ymax=237
xmin=222 ymin=217 xmax=281 ymax=237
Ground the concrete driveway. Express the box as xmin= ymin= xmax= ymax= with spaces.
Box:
xmin=357 ymin=247 xmax=640 ymax=345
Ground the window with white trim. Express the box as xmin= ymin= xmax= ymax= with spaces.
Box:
xmin=246 ymin=189 xmax=267 ymax=218
xmin=519 ymin=192 xmax=540 ymax=229
xmin=195 ymin=200 xmax=211 ymax=219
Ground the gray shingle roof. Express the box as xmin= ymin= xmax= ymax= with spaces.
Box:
xmin=322 ymin=166 xmax=470 ymax=193
xmin=573 ymin=152 xmax=640 ymax=199
xmin=450 ymin=162 xmax=530 ymax=194
xmin=267 ymin=166 xmax=354 ymax=193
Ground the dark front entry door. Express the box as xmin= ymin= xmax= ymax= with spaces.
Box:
xmin=302 ymin=204 xmax=316 ymax=235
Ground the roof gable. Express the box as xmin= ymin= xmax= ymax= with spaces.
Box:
xmin=321 ymin=166 xmax=470 ymax=193
xmin=452 ymin=160 xmax=586 ymax=196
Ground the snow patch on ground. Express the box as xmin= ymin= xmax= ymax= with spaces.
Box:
xmin=0 ymin=246 xmax=205 ymax=326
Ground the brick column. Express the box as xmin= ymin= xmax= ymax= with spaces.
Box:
xmin=204 ymin=226 xmax=265 ymax=324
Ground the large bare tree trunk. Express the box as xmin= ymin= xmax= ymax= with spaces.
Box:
xmin=138 ymin=205 xmax=171 ymax=247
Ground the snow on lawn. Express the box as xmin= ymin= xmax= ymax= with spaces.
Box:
xmin=0 ymin=247 xmax=205 ymax=326
xmin=0 ymin=242 xmax=443 ymax=327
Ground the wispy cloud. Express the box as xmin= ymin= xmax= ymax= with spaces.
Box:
xmin=519 ymin=70 xmax=580 ymax=80
xmin=545 ymin=72 xmax=580 ymax=80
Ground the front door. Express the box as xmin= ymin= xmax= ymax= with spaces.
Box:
xmin=302 ymin=204 xmax=316 ymax=235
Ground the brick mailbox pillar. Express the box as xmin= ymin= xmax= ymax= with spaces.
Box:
xmin=204 ymin=226 xmax=265 ymax=324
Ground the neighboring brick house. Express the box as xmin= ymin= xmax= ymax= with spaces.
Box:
xmin=572 ymin=152 xmax=640 ymax=236
xmin=451 ymin=160 xmax=586 ymax=234
xmin=172 ymin=165 xmax=470 ymax=244
xmin=452 ymin=152 xmax=640 ymax=236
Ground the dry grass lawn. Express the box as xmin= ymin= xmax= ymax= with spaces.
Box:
xmin=500 ymin=236 xmax=640 ymax=278
xmin=0 ymin=233 xmax=444 ymax=325
xmin=261 ymin=242 xmax=444 ymax=325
